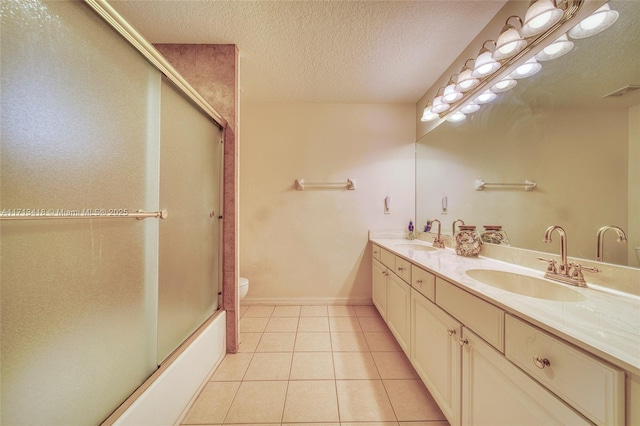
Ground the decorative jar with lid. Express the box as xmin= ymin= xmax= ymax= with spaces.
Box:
xmin=455 ymin=225 xmax=483 ymax=256
xmin=480 ymin=225 xmax=510 ymax=245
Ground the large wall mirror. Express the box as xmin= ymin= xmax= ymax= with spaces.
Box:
xmin=416 ymin=0 xmax=639 ymax=268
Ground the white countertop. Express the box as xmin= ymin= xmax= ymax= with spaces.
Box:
xmin=370 ymin=237 xmax=640 ymax=376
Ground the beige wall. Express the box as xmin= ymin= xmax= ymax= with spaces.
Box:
xmin=240 ymin=102 xmax=415 ymax=303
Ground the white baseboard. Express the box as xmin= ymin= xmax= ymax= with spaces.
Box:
xmin=112 ymin=311 xmax=226 ymax=426
xmin=241 ymin=297 xmax=373 ymax=306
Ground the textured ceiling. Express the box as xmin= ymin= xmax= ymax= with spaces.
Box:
xmin=110 ymin=0 xmax=507 ymax=103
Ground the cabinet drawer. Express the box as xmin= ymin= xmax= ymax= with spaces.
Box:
xmin=372 ymin=244 xmax=381 ymax=261
xmin=380 ymin=248 xmax=395 ymax=269
xmin=436 ymin=278 xmax=504 ymax=352
xmin=462 ymin=328 xmax=591 ymax=426
xmin=395 ymin=256 xmax=411 ymax=284
xmin=505 ymin=315 xmax=624 ymax=426
xmin=412 ymin=265 xmax=435 ymax=301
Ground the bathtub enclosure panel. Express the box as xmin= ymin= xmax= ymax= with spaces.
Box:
xmin=157 ymin=78 xmax=223 ymax=363
xmin=0 ymin=0 xmax=161 ymax=424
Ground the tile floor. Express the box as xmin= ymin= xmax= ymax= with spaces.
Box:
xmin=181 ymin=304 xmax=449 ymax=426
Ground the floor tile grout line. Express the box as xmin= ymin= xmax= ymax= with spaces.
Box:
xmin=279 ymin=348 xmax=294 ymax=425
xmin=329 ymin=329 xmax=341 ymax=423
xmin=186 ymin=305 xmax=447 ymax=425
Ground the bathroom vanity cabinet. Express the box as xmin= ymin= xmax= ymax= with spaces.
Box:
xmin=411 ymin=287 xmax=462 ymax=424
xmin=371 ymin=242 xmax=630 ymax=426
xmin=372 ymin=258 xmax=387 ymax=320
xmin=460 ymin=327 xmax=591 ymax=425
xmin=372 ymin=248 xmax=411 ymax=354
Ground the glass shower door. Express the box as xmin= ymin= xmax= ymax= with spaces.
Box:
xmin=157 ymin=78 xmax=223 ymax=363
xmin=0 ymin=1 xmax=160 ymax=424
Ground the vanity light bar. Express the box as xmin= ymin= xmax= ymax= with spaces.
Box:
xmin=422 ymin=0 xmax=618 ymax=126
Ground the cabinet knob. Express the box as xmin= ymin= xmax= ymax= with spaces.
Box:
xmin=447 ymin=328 xmax=456 ymax=336
xmin=533 ymin=355 xmax=551 ymax=369
xmin=459 ymin=338 xmax=468 ymax=346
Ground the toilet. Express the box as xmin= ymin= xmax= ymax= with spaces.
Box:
xmin=239 ymin=277 xmax=249 ymax=300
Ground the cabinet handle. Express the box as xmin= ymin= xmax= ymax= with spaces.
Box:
xmin=373 ymin=251 xmax=378 ymax=254
xmin=459 ymin=338 xmax=468 ymax=346
xmin=533 ymin=355 xmax=551 ymax=369
xmin=447 ymin=328 xmax=456 ymax=336
xmin=416 ymin=279 xmax=423 ymax=284
xmin=397 ymin=267 xmax=405 ymax=271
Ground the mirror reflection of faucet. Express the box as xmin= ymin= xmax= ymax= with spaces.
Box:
xmin=452 ymin=218 xmax=465 ymax=236
xmin=596 ymin=225 xmax=628 ymax=262
xmin=431 ymin=219 xmax=445 ymax=248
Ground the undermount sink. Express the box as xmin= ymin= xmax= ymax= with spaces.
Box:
xmin=394 ymin=243 xmax=437 ymax=252
xmin=465 ymin=269 xmax=586 ymax=302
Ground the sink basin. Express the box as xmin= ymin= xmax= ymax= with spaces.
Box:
xmin=465 ymin=269 xmax=586 ymax=302
xmin=394 ymin=243 xmax=437 ymax=252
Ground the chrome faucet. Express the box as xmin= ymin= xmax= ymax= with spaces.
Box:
xmin=538 ymin=225 xmax=599 ymax=287
xmin=431 ymin=219 xmax=445 ymax=248
xmin=596 ymin=225 xmax=628 ymax=262
xmin=452 ymin=219 xmax=465 ymax=236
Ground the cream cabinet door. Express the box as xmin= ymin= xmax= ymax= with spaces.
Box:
xmin=461 ymin=329 xmax=591 ymax=426
xmin=387 ymin=271 xmax=411 ymax=354
xmin=410 ymin=289 xmax=462 ymax=426
xmin=372 ymin=258 xmax=387 ymax=321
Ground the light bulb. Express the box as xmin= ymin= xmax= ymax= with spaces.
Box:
xmin=420 ymin=107 xmax=439 ymax=122
xmin=472 ymin=50 xmax=500 ymax=78
xmin=580 ymin=7 xmax=608 ymax=30
xmin=568 ymin=4 xmax=619 ymax=39
xmin=521 ymin=0 xmax=563 ymax=37
xmin=447 ymin=111 xmax=466 ymax=122
xmin=455 ymin=68 xmax=480 ymax=92
xmin=431 ymin=96 xmax=451 ymax=114
xmin=475 ymin=90 xmax=497 ymax=104
xmin=493 ymin=23 xmax=527 ymax=61
xmin=535 ymin=33 xmax=574 ymax=61
xmin=442 ymin=84 xmax=463 ymax=103
xmin=460 ymin=103 xmax=480 ymax=114
xmin=491 ymin=76 xmax=517 ymax=93
xmin=511 ymin=57 xmax=542 ymax=79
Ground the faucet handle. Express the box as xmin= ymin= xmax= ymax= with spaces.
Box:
xmin=569 ymin=262 xmax=600 ymax=280
xmin=537 ymin=257 xmax=558 ymax=274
